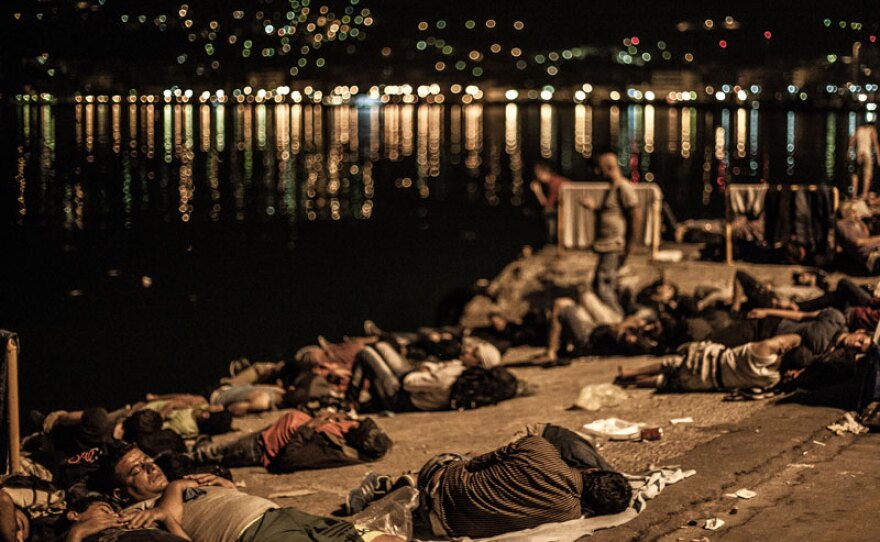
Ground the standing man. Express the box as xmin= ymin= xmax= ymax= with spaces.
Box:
xmin=530 ymin=161 xmax=572 ymax=244
xmin=849 ymin=120 xmax=879 ymax=199
xmin=580 ymin=148 xmax=641 ymax=314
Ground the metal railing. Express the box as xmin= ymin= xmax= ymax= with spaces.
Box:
xmin=557 ymin=182 xmax=663 ymax=259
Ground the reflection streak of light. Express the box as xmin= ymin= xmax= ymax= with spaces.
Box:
xmin=540 ymin=103 xmax=553 ymax=159
xmin=736 ymin=108 xmax=747 ymax=159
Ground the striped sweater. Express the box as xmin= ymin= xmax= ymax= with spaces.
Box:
xmin=436 ymin=435 xmax=584 ymax=538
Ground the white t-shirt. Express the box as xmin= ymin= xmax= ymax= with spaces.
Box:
xmin=718 ymin=342 xmax=780 ymax=390
xmin=180 ymin=487 xmax=276 ymax=542
xmin=402 ymin=360 xmax=467 ymax=411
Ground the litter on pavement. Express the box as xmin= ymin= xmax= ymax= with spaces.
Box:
xmin=670 ymin=417 xmax=694 ymax=425
xmin=268 ymin=489 xmax=316 ymax=499
xmin=582 ymin=417 xmax=645 ymax=441
xmin=571 ymin=383 xmax=629 ymax=411
xmin=704 ymin=518 xmax=725 ymax=530
xmin=826 ymin=412 xmax=868 ymax=436
xmin=724 ymin=489 xmax=757 ymax=499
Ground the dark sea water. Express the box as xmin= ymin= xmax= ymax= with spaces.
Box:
xmin=0 ymin=100 xmax=865 ymax=415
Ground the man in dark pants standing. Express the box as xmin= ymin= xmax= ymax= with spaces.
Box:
xmin=580 ymin=148 xmax=641 ymax=315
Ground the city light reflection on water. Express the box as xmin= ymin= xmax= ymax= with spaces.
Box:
xmin=3 ymin=100 xmax=869 ymax=413
xmin=10 ymin=101 xmax=863 ymax=232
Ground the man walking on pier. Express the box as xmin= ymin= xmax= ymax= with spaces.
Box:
xmin=580 ymin=148 xmax=641 ymax=315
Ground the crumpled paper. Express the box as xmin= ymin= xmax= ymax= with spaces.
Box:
xmin=827 ymin=412 xmax=868 ymax=436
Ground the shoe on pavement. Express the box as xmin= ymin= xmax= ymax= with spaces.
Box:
xmin=345 ymin=472 xmax=391 ymax=515
xmin=516 ymin=381 xmax=539 ymax=397
xmin=860 ymin=401 xmax=880 ymax=430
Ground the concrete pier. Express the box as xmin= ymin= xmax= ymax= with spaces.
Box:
xmin=225 ymin=247 xmax=880 ymax=539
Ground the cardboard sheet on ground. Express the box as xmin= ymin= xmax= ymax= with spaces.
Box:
xmin=415 ymin=467 xmax=695 ymax=542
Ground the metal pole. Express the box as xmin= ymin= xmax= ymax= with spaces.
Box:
xmin=556 ymin=189 xmax=566 ymax=256
xmin=725 ymin=190 xmax=734 ymax=265
xmin=6 ymin=336 xmax=21 ymax=474
xmin=652 ymin=197 xmax=661 ymax=260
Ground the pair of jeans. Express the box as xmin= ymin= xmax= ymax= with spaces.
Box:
xmin=558 ymin=305 xmax=596 ymax=349
xmin=763 ymin=189 xmax=791 ymax=248
xmin=349 ymin=343 xmax=414 ymax=410
xmin=416 ymin=453 xmax=466 ymax=538
xmin=593 ymin=252 xmax=623 ymax=315
xmin=734 ymin=270 xmax=776 ymax=309
xmin=239 ymin=507 xmax=362 ymax=542
xmin=195 ymin=432 xmax=263 ymax=467
xmin=835 ymin=279 xmax=874 ymax=307
xmin=797 ymin=279 xmax=874 ymax=312
xmin=543 ymin=208 xmax=558 ymax=244
xmin=381 ymin=330 xmax=461 ymax=361
xmin=707 ymin=317 xmax=781 ymax=348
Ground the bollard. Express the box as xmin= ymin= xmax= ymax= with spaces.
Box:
xmin=6 ymin=336 xmax=21 ymax=474
xmin=724 ymin=221 xmax=734 ymax=266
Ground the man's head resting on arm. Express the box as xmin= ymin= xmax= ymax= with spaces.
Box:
xmin=580 ymin=469 xmax=632 ymax=517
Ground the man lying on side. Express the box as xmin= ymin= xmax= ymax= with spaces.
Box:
xmin=346 ymin=425 xmax=631 ymax=539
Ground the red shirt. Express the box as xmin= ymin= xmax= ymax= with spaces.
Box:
xmin=543 ymin=175 xmax=571 ymax=209
xmin=848 ymin=306 xmax=880 ymax=331
xmin=259 ymin=410 xmax=358 ymax=466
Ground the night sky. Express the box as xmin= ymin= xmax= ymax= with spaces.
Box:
xmin=4 ymin=0 xmax=880 ymax=91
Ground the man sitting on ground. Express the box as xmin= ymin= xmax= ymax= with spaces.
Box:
xmin=92 ymin=443 xmax=402 ymax=542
